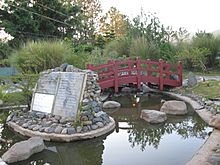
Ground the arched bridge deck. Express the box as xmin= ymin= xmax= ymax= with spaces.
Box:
xmin=87 ymin=59 xmax=182 ymax=92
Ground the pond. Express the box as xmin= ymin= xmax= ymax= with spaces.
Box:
xmin=0 ymin=93 xmax=212 ymax=165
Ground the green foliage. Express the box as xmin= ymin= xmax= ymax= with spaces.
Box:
xmin=130 ymin=37 xmax=159 ymax=59
xmin=0 ymin=41 xmax=12 ymax=60
xmin=10 ymin=40 xmax=72 ymax=73
xmin=0 ymin=0 xmax=82 ymax=46
xmin=177 ymin=45 xmax=211 ymax=70
xmin=103 ymin=37 xmax=131 ymax=57
xmin=64 ymin=51 xmax=89 ymax=69
xmin=0 ymin=74 xmax=38 ymax=107
xmin=159 ymin=43 xmax=177 ymax=63
xmin=192 ymin=31 xmax=220 ymax=67
xmin=88 ymin=47 xmax=125 ymax=66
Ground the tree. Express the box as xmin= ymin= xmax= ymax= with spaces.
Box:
xmin=72 ymin=0 xmax=102 ymax=44
xmin=0 ymin=0 xmax=82 ymax=46
xmin=99 ymin=7 xmax=129 ymax=42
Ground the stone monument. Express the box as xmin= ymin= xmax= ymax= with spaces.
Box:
xmin=6 ymin=64 xmax=115 ymax=141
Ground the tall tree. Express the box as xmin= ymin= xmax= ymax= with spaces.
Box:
xmin=0 ymin=0 xmax=82 ymax=46
xmin=72 ymin=0 xmax=102 ymax=44
xmin=99 ymin=7 xmax=128 ymax=41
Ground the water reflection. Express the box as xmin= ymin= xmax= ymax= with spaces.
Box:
xmin=11 ymin=136 xmax=107 ymax=165
xmin=110 ymin=94 xmax=210 ymax=150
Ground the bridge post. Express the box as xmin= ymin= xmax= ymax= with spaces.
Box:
xmin=178 ymin=61 xmax=183 ymax=86
xmin=159 ymin=59 xmax=164 ymax=91
xmin=136 ymin=58 xmax=141 ymax=89
xmin=114 ymin=61 xmax=119 ymax=93
xmin=147 ymin=59 xmax=151 ymax=78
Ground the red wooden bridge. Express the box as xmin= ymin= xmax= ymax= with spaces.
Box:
xmin=87 ymin=59 xmax=182 ymax=92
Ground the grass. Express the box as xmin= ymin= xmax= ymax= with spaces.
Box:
xmin=182 ymin=80 xmax=220 ymax=99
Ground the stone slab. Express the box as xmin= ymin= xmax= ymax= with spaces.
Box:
xmin=53 ymin=72 xmax=86 ymax=118
xmin=36 ymin=72 xmax=59 ymax=95
xmin=31 ymin=72 xmax=86 ymax=118
xmin=32 ymin=93 xmax=54 ymax=113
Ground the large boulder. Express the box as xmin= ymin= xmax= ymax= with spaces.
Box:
xmin=187 ymin=72 xmax=197 ymax=87
xmin=103 ymin=101 xmax=121 ymax=109
xmin=2 ymin=137 xmax=45 ymax=163
xmin=160 ymin=100 xmax=187 ymax=115
xmin=140 ymin=110 xmax=167 ymax=123
xmin=209 ymin=115 xmax=220 ymax=129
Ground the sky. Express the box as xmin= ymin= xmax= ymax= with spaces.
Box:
xmin=100 ymin=0 xmax=220 ymax=34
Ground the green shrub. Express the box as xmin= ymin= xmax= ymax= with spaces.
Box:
xmin=192 ymin=32 xmax=220 ymax=67
xmin=103 ymin=37 xmax=131 ymax=57
xmin=130 ymin=37 xmax=159 ymax=59
xmin=10 ymin=40 xmax=72 ymax=73
xmin=64 ymin=51 xmax=89 ymax=69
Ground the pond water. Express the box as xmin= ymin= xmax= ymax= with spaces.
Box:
xmin=0 ymin=93 xmax=212 ymax=165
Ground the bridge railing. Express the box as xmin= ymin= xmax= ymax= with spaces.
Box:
xmin=87 ymin=59 xmax=182 ymax=92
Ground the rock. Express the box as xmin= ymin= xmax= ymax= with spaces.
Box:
xmin=2 ymin=137 xmax=45 ymax=163
xmin=81 ymin=116 xmax=89 ymax=121
xmin=76 ymin=126 xmax=82 ymax=133
xmin=91 ymin=124 xmax=98 ymax=130
xmin=35 ymin=112 xmax=45 ymax=119
xmin=94 ymin=111 xmax=106 ymax=118
xmin=140 ymin=83 xmax=151 ymax=93
xmin=160 ymin=100 xmax=188 ymax=115
xmin=6 ymin=115 xmax=12 ymax=122
xmin=140 ymin=110 xmax=167 ymax=123
xmin=82 ymin=126 xmax=88 ymax=132
xmin=32 ymin=125 xmax=42 ymax=131
xmin=209 ymin=115 xmax=220 ymax=129
xmin=92 ymin=117 xmax=103 ymax=123
xmin=59 ymin=117 xmax=67 ymax=124
xmin=21 ymin=123 xmax=29 ymax=128
xmin=82 ymin=98 xmax=90 ymax=105
xmin=66 ymin=65 xmax=74 ymax=72
xmin=53 ymin=67 xmax=61 ymax=72
xmin=54 ymin=126 xmax=63 ymax=134
xmin=28 ymin=125 xmax=36 ymax=130
xmin=121 ymin=87 xmax=133 ymax=93
xmin=42 ymin=121 xmax=52 ymax=127
xmin=67 ymin=128 xmax=76 ymax=134
xmin=38 ymin=127 xmax=45 ymax=132
xmin=103 ymin=101 xmax=121 ymax=109
xmin=61 ymin=128 xmax=68 ymax=134
xmin=187 ymin=72 xmax=197 ymax=87
xmin=83 ymin=120 xmax=92 ymax=126
xmin=60 ymin=63 xmax=69 ymax=71
xmin=96 ymin=122 xmax=104 ymax=128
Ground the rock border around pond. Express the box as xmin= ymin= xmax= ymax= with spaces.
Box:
xmin=7 ymin=117 xmax=115 ymax=142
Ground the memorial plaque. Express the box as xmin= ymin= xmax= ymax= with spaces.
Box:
xmin=36 ymin=72 xmax=59 ymax=95
xmin=53 ymin=72 xmax=86 ymax=117
xmin=31 ymin=72 xmax=86 ymax=118
xmin=32 ymin=93 xmax=54 ymax=113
